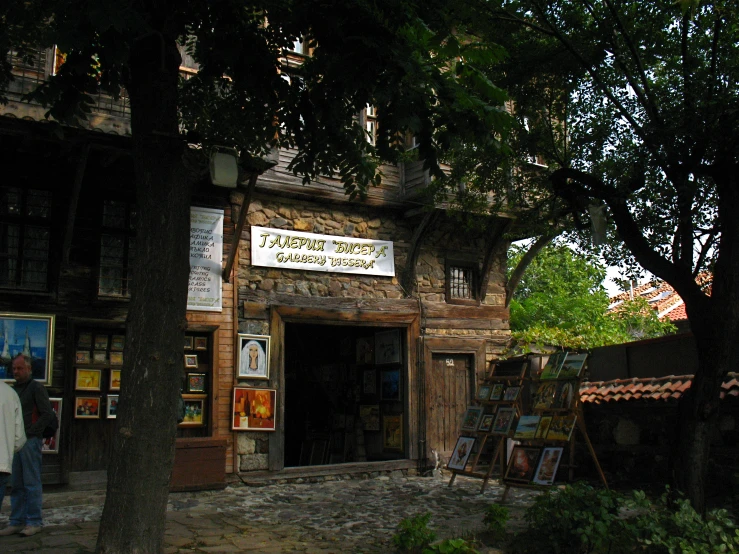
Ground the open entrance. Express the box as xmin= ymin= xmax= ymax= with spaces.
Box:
xmin=284 ymin=322 xmax=407 ymax=467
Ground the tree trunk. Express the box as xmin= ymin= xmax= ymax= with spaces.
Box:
xmin=96 ymin=32 xmax=192 ymax=553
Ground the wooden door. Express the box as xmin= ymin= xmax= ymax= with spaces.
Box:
xmin=427 ymin=354 xmax=473 ymax=460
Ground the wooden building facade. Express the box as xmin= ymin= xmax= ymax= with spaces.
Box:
xmin=0 ymin=44 xmax=515 ymax=487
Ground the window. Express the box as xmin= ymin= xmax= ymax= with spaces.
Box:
xmin=446 ymin=262 xmax=478 ymax=304
xmin=290 ymin=38 xmax=305 ymax=55
xmin=0 ymin=186 xmax=51 ymax=291
xmin=363 ymin=105 xmax=378 ymax=146
xmin=98 ymin=200 xmax=136 ymax=298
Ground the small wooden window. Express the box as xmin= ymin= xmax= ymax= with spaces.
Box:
xmin=0 ymin=186 xmax=52 ymax=291
xmin=446 ymin=262 xmax=478 ymax=304
xmin=98 ymin=200 xmax=136 ymax=298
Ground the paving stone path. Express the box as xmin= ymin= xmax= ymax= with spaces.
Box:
xmin=0 ymin=474 xmax=540 ymax=553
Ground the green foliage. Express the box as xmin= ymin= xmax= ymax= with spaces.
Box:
xmin=393 ymin=512 xmax=437 ymax=553
xmin=482 ymin=503 xmax=509 ymax=541
xmin=512 ymin=483 xmax=739 ymax=554
xmin=508 ymin=243 xmax=676 ymax=349
xmin=423 ymin=538 xmax=479 ymax=554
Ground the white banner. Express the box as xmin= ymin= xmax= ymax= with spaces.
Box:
xmin=251 ymin=226 xmax=395 ymax=277
xmin=187 ymin=207 xmax=224 ymax=312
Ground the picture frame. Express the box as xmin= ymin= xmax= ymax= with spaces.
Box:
xmin=540 ymin=351 xmax=566 ymax=380
xmin=94 ymin=335 xmax=109 ymax=351
xmin=106 ymin=395 xmax=119 ymax=419
xmin=110 ymin=335 xmax=125 ymax=351
xmin=532 ymin=447 xmax=564 ymax=486
xmin=477 ymin=413 xmax=495 ymax=433
xmin=375 ymin=329 xmax=401 ymax=365
xmin=74 ymin=396 xmax=101 ymax=419
xmin=356 ymin=336 xmax=374 ymax=365
xmin=534 ymin=415 xmax=553 ymax=439
xmin=503 ymin=386 xmax=521 ymax=402
xmin=477 ymin=385 xmax=492 ymax=401
xmin=180 ymin=394 xmax=207 ymax=427
xmin=42 ymin=398 xmax=62 ymax=454
xmin=491 ymin=407 xmax=516 ymax=435
xmin=460 ymin=406 xmax=484 ymax=432
xmin=383 ymin=414 xmax=403 ymax=451
xmin=532 ymin=381 xmax=558 ymax=410
xmin=558 ymin=353 xmax=588 ymax=379
xmin=184 ymin=336 xmax=194 ymax=350
xmin=76 ymin=351 xmax=91 ymax=364
xmin=359 ymin=405 xmax=380 ymax=431
xmin=505 ymin=446 xmax=541 ymax=483
xmin=448 ymin=436 xmax=475 ymax=471
xmin=0 ymin=312 xmax=55 ymax=385
xmin=93 ymin=351 xmax=107 ymax=364
xmin=194 ymin=337 xmax=208 ymax=351
xmin=231 ymin=387 xmax=276 ymax=431
xmin=77 ymin=332 xmax=92 ymax=349
xmin=380 ymin=369 xmax=401 ymax=401
xmin=555 ymin=381 xmax=576 ymax=410
xmin=547 ymin=414 xmax=577 ymax=441
xmin=237 ymin=334 xmax=270 ymax=379
xmin=109 ymin=351 xmax=123 ymax=366
xmin=109 ymin=369 xmax=121 ymax=391
xmin=489 ymin=383 xmax=504 ymax=401
xmin=490 ymin=359 xmax=527 ymax=379
xmin=363 ymin=369 xmax=377 ymax=395
xmin=187 ymin=373 xmax=206 ymax=393
xmin=75 ymin=368 xmax=102 ymax=391
xmin=514 ymin=415 xmax=541 ymax=440
xmin=184 ymin=354 xmax=199 ymax=369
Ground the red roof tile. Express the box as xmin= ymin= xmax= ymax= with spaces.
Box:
xmin=579 ymin=372 xmax=739 ymax=404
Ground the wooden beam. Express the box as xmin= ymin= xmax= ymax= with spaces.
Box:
xmin=62 ymin=143 xmax=90 ymax=267
xmin=422 ymin=302 xmax=508 ymax=320
xmin=479 ymin=218 xmax=512 ymax=302
xmin=222 ymin=172 xmax=259 ymax=283
xmin=401 ymin=209 xmax=439 ymax=297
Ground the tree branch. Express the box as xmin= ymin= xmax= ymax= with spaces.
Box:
xmin=505 ymin=231 xmax=559 ymax=307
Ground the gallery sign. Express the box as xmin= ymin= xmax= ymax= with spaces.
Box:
xmin=187 ymin=207 xmax=224 ymax=312
xmin=251 ymin=226 xmax=395 ymax=277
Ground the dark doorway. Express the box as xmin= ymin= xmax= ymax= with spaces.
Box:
xmin=284 ymin=323 xmax=406 ymax=467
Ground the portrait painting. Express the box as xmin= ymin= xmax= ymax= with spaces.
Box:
xmin=532 ymin=382 xmax=557 ymax=410
xmin=505 ymin=446 xmax=541 ymax=483
xmin=237 ymin=334 xmax=270 ymax=379
xmin=106 ymin=395 xmax=119 ymax=419
xmin=448 ymin=436 xmax=475 ymax=471
xmin=532 ymin=447 xmax=564 ymax=486
xmin=231 ymin=387 xmax=276 ymax=431
xmin=375 ymin=330 xmax=401 ymax=365
xmin=42 ymin=398 xmax=62 ymax=454
xmin=0 ymin=312 xmax=55 ymax=384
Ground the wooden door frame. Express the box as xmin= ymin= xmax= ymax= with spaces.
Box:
xmin=268 ymin=304 xmax=420 ymax=471
xmin=420 ymin=337 xmax=487 ymax=463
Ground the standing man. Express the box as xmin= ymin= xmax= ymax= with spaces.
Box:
xmin=0 ymin=379 xmax=26 ymax=510
xmin=0 ymin=354 xmax=54 ymax=537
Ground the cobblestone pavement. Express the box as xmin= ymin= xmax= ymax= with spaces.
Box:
xmin=0 ymin=473 xmax=540 ymax=553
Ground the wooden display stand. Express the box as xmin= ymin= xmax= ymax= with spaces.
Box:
xmin=448 ymin=358 xmax=528 ymax=493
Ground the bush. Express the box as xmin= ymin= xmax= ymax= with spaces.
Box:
xmin=424 ymin=538 xmax=479 ymax=553
xmin=482 ymin=503 xmax=509 ymax=542
xmin=393 ymin=512 xmax=437 ymax=553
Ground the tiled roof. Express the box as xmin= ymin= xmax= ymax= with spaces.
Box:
xmin=579 ymin=373 xmax=739 ymax=404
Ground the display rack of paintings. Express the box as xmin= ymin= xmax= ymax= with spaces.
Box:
xmin=447 ymin=357 xmax=528 ymax=492
xmin=498 ymin=351 xmax=608 ymax=502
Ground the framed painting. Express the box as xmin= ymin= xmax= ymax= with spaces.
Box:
xmin=180 ymin=394 xmax=207 ymax=427
xmin=448 ymin=436 xmax=475 ymax=471
xmin=75 ymin=396 xmax=101 ymax=419
xmin=505 ymin=446 xmax=541 ymax=483
xmin=184 ymin=336 xmax=194 ymax=350
xmin=75 ymin=368 xmax=102 ymax=391
xmin=109 ymin=369 xmax=121 ymax=391
xmin=555 ymin=381 xmax=576 ymax=410
xmin=356 ymin=336 xmax=374 ymax=365
xmin=477 ymin=385 xmax=492 ymax=401
xmin=375 ymin=330 xmax=401 ymax=365
xmin=0 ymin=312 xmax=55 ymax=385
xmin=106 ymin=395 xmax=119 ymax=419
xmin=513 ymin=415 xmax=541 ymax=440
xmin=194 ymin=337 xmax=208 ymax=351
xmin=109 ymin=351 xmax=123 ymax=366
xmin=184 ymin=354 xmax=198 ymax=369
xmin=363 ymin=369 xmax=377 ymax=395
xmin=491 ymin=407 xmax=516 ymax=435
xmin=359 ymin=405 xmax=380 ymax=431
xmin=503 ymin=386 xmax=521 ymax=402
xmin=383 ymin=414 xmax=403 ymax=451
xmin=532 ymin=382 xmax=558 ymax=410
xmin=94 ymin=335 xmax=109 ymax=351
xmin=534 ymin=415 xmax=553 ymax=439
xmin=187 ymin=373 xmax=206 ymax=393
xmin=489 ymin=383 xmax=504 ymax=401
xmin=77 ymin=332 xmax=92 ymax=349
xmin=76 ymin=351 xmax=91 ymax=364
xmin=380 ymin=369 xmax=401 ymax=401
xmin=559 ymin=353 xmax=588 ymax=379
xmin=110 ymin=335 xmax=125 ymax=351
xmin=231 ymin=387 xmax=276 ymax=431
xmin=42 ymin=398 xmax=62 ymax=454
xmin=477 ymin=414 xmax=495 ymax=433
xmin=460 ymin=406 xmax=484 ymax=432
xmin=532 ymin=447 xmax=564 ymax=486
xmin=93 ymin=351 xmax=107 ymax=364
xmin=540 ymin=352 xmax=566 ymax=380
xmin=547 ymin=414 xmax=577 ymax=441
xmin=237 ymin=334 xmax=270 ymax=379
